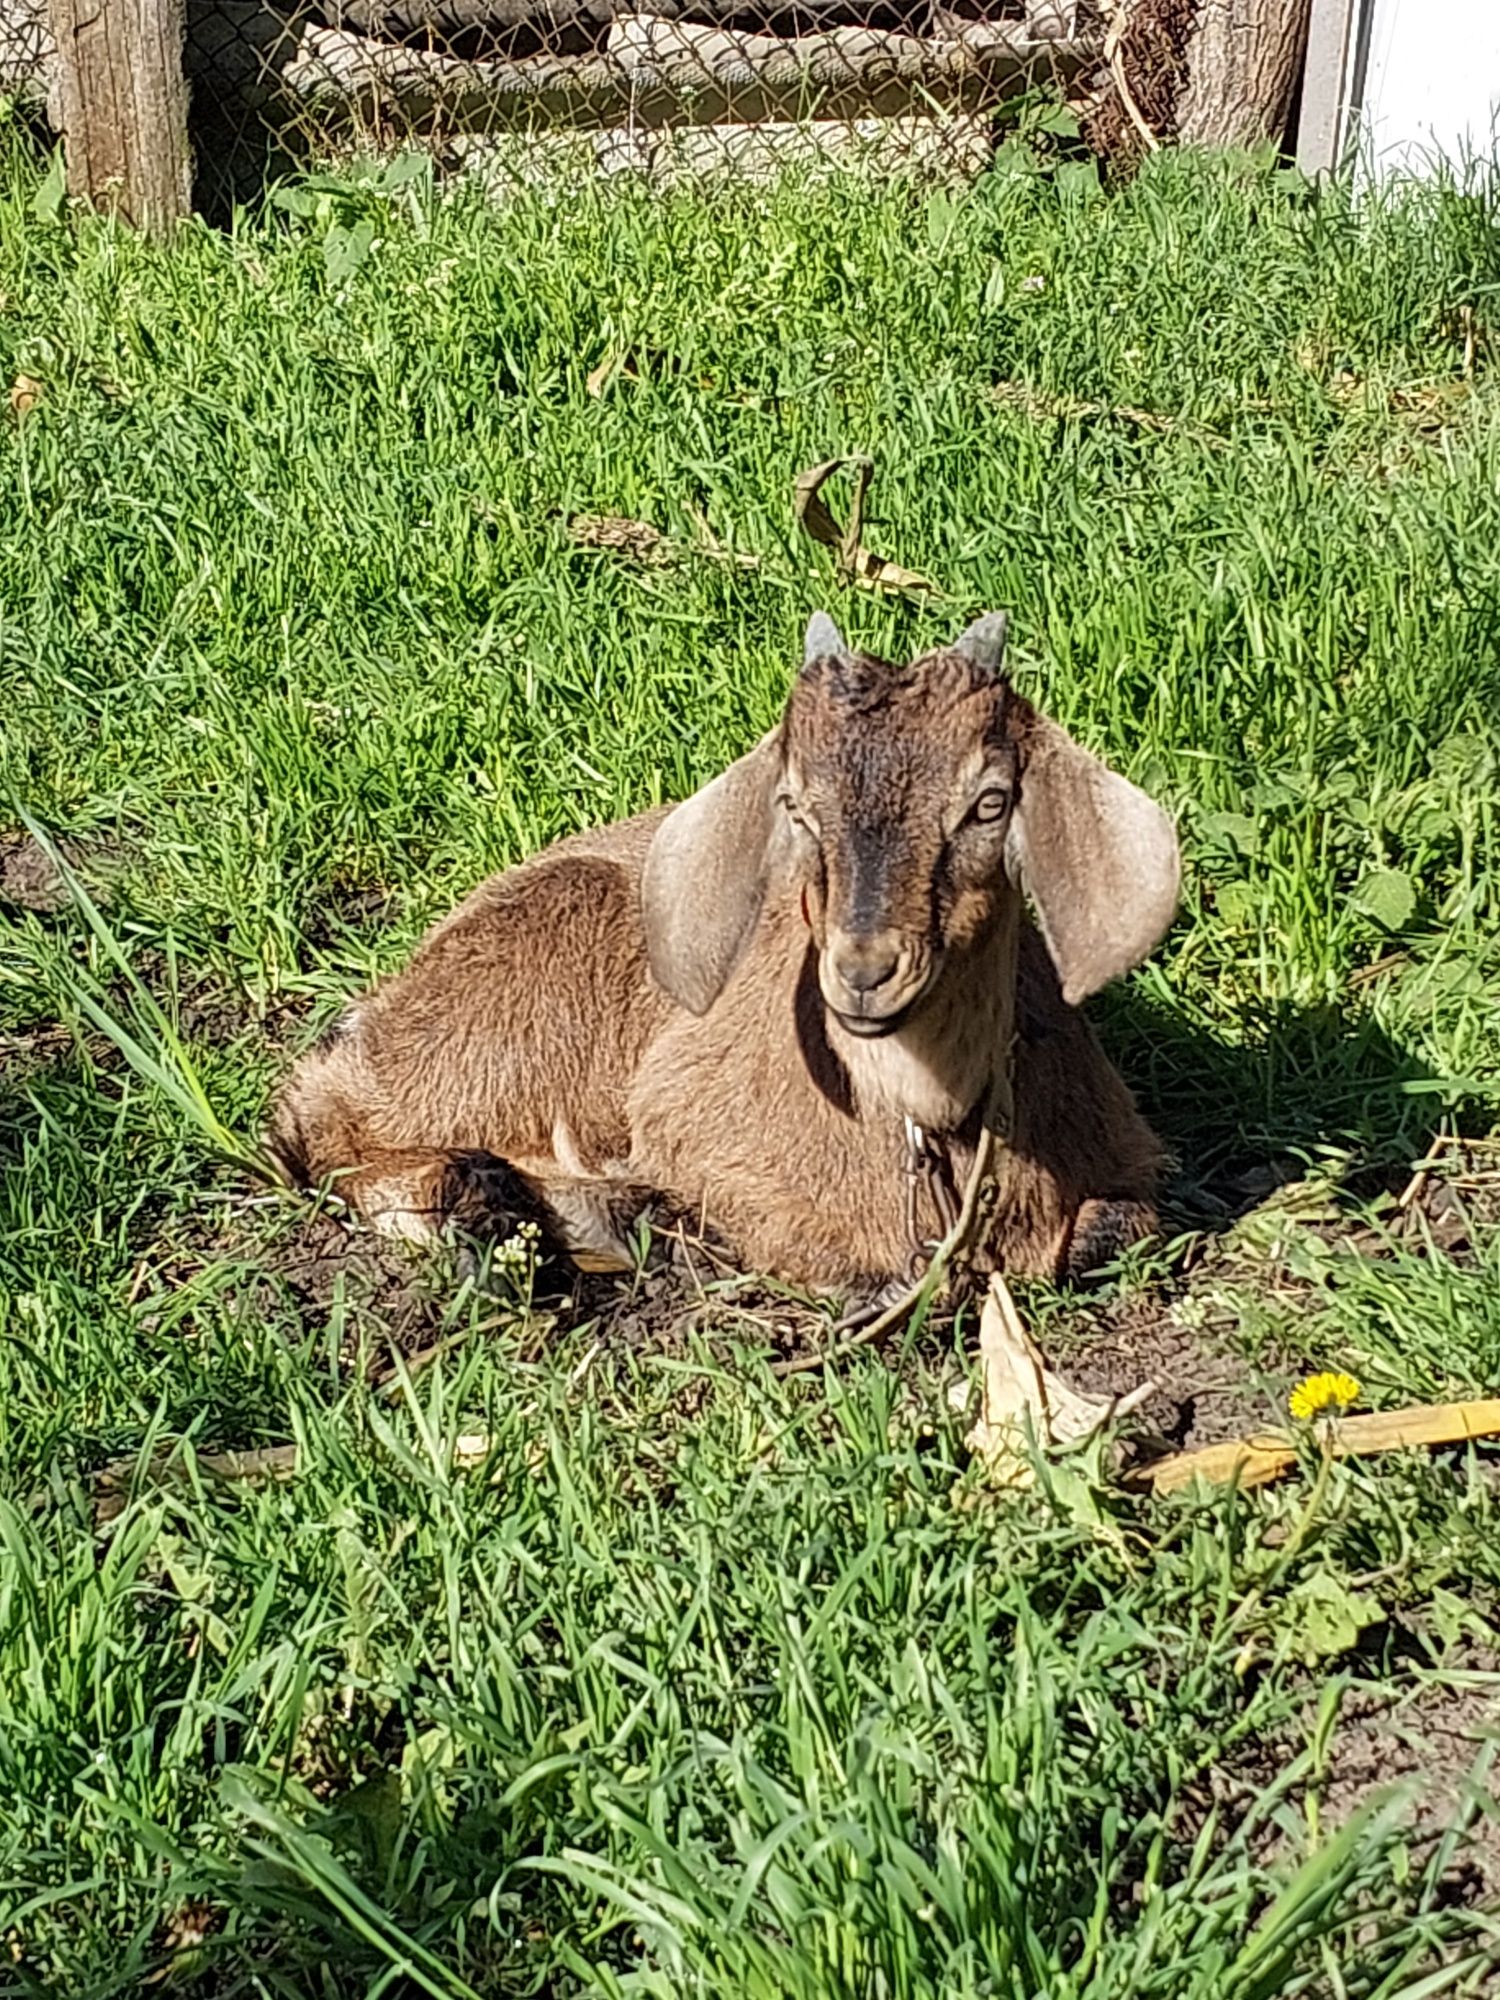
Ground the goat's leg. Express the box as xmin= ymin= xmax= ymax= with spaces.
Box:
xmin=306 ymin=1147 xmax=546 ymax=1245
xmin=1059 ymin=1196 xmax=1159 ymax=1281
xmin=288 ymin=1143 xmax=653 ymax=1273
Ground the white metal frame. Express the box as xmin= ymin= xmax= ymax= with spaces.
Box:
xmin=1295 ymin=0 xmax=1363 ymax=174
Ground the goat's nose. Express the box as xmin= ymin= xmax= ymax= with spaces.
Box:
xmin=832 ymin=939 xmax=901 ymax=994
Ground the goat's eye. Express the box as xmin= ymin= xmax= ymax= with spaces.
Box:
xmin=971 ymin=788 xmax=1012 ymax=825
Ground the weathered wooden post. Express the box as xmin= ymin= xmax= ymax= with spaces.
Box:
xmin=1085 ymin=0 xmax=1312 ymax=167
xmin=1173 ymin=0 xmax=1311 ymax=149
xmin=46 ymin=0 xmax=192 ymax=229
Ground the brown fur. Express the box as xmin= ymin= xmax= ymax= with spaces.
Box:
xmin=270 ymin=615 xmax=1179 ymax=1292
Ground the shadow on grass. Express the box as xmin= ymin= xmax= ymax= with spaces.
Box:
xmin=1100 ymin=986 xmax=1463 ymax=1228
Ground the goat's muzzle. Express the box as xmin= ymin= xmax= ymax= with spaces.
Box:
xmin=821 ymin=931 xmax=935 ymax=1036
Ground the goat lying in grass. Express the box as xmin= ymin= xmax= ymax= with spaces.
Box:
xmin=272 ymin=612 xmax=1179 ymax=1299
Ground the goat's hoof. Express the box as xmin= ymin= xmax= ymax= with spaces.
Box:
xmin=1064 ymin=1198 xmax=1157 ymax=1281
xmin=835 ymin=1274 xmax=914 ymax=1333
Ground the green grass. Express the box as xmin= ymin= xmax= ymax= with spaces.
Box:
xmin=3 ymin=117 xmax=1500 ymax=1995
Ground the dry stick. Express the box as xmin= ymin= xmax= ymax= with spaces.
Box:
xmin=282 ymin=16 xmax=1076 ymax=130
xmin=369 ymin=1314 xmax=514 ymax=1391
xmin=91 ymin=1426 xmax=508 ymax=1523
xmin=1397 ymin=1128 xmax=1457 ymax=1212
xmin=93 ymin=1442 xmax=303 ymax=1524
xmin=1102 ymin=0 xmax=1159 ymax=154
xmin=1128 ymin=1399 xmax=1500 ymax=1496
xmin=773 ymin=1058 xmax=1013 ymax=1378
xmin=1109 ymin=1380 xmax=1162 ymax=1422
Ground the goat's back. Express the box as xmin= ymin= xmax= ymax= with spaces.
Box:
xmin=274 ymin=808 xmax=675 ymax=1186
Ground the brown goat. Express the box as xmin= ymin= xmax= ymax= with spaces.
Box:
xmin=270 ymin=613 xmax=1180 ymax=1297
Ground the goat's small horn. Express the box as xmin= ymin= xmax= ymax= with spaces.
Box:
xmin=953 ymin=612 xmax=1009 ymax=678
xmin=804 ymin=611 xmax=849 ymax=667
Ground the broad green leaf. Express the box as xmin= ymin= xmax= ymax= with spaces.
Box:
xmin=1034 ymin=104 xmax=1081 ymax=138
xmin=1199 ymin=811 xmax=1258 ymax=857
xmin=1285 ymin=1571 xmax=1383 ymax=1665
xmin=1055 ymin=160 xmax=1102 ymax=200
xmin=324 ymin=218 xmax=377 ymax=285
xmin=1352 ymin=867 xmax=1417 ymax=932
xmin=31 ymin=147 xmax=65 ymax=224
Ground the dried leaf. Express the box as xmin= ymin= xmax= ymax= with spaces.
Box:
xmin=567 ymin=512 xmax=759 ymax=573
xmin=585 ymin=348 xmax=694 ymax=397
xmin=91 ymin=1434 xmax=502 ymax=1525
xmin=568 ymin=513 xmax=669 ymax=563
xmin=9 ymin=374 xmax=41 ymax=418
xmin=570 ymin=1246 xmax=635 ymax=1273
xmin=142 ymin=1900 xmax=220 ymax=1986
xmin=960 ymin=1274 xmax=1130 ymax=1485
xmin=792 ymin=457 xmax=938 ymax=596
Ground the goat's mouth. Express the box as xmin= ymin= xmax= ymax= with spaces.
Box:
xmin=831 ymin=1002 xmax=914 ymax=1039
xmin=821 ymin=956 xmax=937 ymax=1038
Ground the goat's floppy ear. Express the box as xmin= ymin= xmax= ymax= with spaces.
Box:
xmin=1007 ymin=714 xmax=1179 ymax=1005
xmin=641 ymin=729 xmax=784 ymax=1015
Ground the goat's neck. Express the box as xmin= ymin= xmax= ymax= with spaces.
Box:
xmin=826 ymin=902 xmax=1019 ymax=1138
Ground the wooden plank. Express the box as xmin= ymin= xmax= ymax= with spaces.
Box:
xmin=279 ymin=14 xmax=1090 ymax=132
xmin=322 ymin=0 xmax=1059 ymax=48
xmin=1130 ymin=1398 xmax=1500 ymax=1496
xmin=450 ymin=112 xmax=998 ymax=191
xmin=47 ymin=0 xmax=191 ymax=229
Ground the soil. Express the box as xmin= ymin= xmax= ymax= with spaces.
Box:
xmin=0 ymin=1014 xmax=79 ymax=1082
xmin=1052 ymin=1284 xmax=1311 ymax=1455
xmin=1 ymin=830 xmax=77 ymax=914
xmin=1204 ymin=1668 xmax=1500 ymax=1907
xmin=0 ymin=829 xmax=117 ymax=915
xmin=1399 ymin=1144 xmax=1500 ymax=1250
xmin=1316 ymin=1676 xmax=1500 ymax=1901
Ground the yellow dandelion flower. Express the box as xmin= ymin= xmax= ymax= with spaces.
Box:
xmin=1288 ymin=1371 xmax=1362 ymax=1423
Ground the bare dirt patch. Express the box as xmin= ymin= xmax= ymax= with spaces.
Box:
xmin=0 ymin=828 xmax=120 ymax=914
xmin=1 ymin=830 xmax=85 ymax=914
xmin=1205 ymin=1669 xmax=1500 ymax=1907
xmin=1047 ymin=1281 xmax=1314 ymax=1455
xmin=1316 ymin=1676 xmax=1500 ymax=1901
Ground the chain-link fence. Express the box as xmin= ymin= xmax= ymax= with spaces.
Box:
xmin=4 ymin=0 xmax=1102 ymax=205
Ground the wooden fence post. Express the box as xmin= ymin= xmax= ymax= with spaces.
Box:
xmin=47 ymin=0 xmax=192 ymax=229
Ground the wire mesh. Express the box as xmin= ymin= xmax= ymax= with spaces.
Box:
xmin=3 ymin=0 xmax=1101 ymax=202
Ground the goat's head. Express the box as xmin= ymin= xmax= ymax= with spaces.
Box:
xmin=641 ymin=613 xmax=1179 ymax=1024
